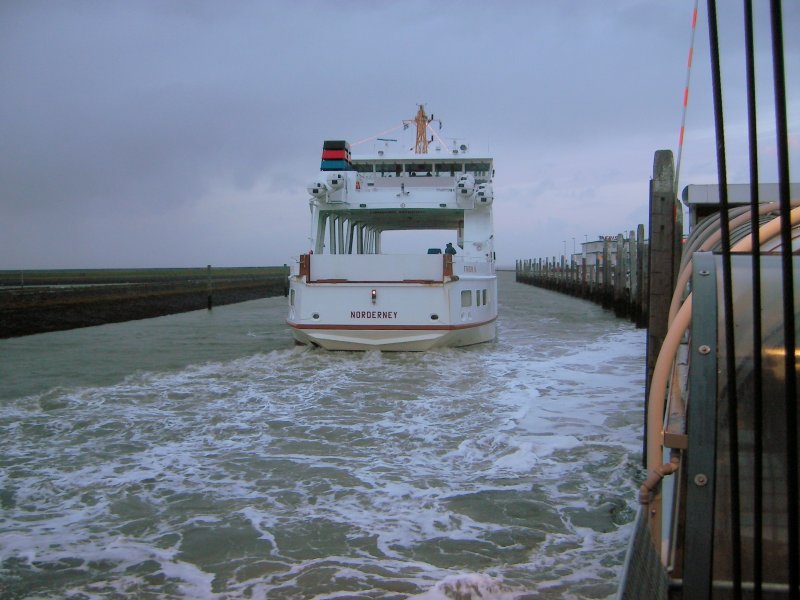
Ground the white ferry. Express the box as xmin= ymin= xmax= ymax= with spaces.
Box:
xmin=287 ymin=107 xmax=497 ymax=351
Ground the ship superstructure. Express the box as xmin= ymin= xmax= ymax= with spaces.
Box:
xmin=287 ymin=107 xmax=497 ymax=350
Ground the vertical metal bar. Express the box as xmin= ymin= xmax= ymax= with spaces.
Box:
xmin=683 ymin=252 xmax=719 ymax=598
xmin=769 ymin=2 xmax=799 ymax=597
xmin=706 ymin=1 xmax=743 ymax=594
xmin=743 ymin=0 xmax=764 ymax=595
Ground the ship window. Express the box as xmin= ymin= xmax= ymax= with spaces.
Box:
xmin=407 ymin=163 xmax=433 ymax=177
xmin=465 ymin=162 xmax=491 ymax=175
xmin=376 ymin=163 xmax=401 ymax=175
xmin=482 ymin=289 xmax=488 ymax=306
xmin=435 ymin=163 xmax=460 ymax=176
xmin=290 ymin=289 xmax=295 ymax=306
xmin=354 ymin=163 xmax=374 ymax=173
xmin=460 ymin=290 xmax=472 ymax=308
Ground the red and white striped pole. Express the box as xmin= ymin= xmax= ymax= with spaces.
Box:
xmin=675 ymin=0 xmax=700 ymax=194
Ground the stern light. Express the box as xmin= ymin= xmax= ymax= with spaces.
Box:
xmin=308 ymin=181 xmax=328 ymax=198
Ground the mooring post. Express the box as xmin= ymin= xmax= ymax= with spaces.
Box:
xmin=207 ymin=264 xmax=212 ymax=310
xmin=544 ymin=257 xmax=549 ymax=286
xmin=581 ymin=256 xmax=587 ymax=297
xmin=568 ymin=256 xmax=574 ymax=294
xmin=602 ymin=240 xmax=611 ymax=308
xmin=644 ymin=150 xmax=682 ymax=468
xmin=629 ymin=229 xmax=637 ymax=320
xmin=594 ymin=255 xmax=600 ymax=298
xmin=637 ymin=224 xmax=647 ymax=327
xmin=614 ymin=233 xmax=624 ymax=315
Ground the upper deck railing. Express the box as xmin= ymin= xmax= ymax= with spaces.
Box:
xmin=294 ymin=253 xmax=494 ymax=283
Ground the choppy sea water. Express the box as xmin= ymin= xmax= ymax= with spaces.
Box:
xmin=0 ymin=272 xmax=645 ymax=599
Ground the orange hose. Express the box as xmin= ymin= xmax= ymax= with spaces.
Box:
xmin=666 ymin=201 xmax=800 ymax=326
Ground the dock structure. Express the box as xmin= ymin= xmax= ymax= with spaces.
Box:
xmin=515 ymin=225 xmax=648 ymax=326
xmin=517 ymin=147 xmax=798 ymax=600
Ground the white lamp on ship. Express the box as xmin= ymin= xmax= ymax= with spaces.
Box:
xmin=476 ymin=183 xmax=494 ymax=204
xmin=307 ymin=181 xmax=329 ymax=199
xmin=327 ymin=173 xmax=345 ymax=190
xmin=456 ymin=174 xmax=475 ymax=198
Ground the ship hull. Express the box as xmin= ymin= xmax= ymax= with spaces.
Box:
xmin=287 ymin=318 xmax=496 ymax=351
xmin=286 ymin=256 xmax=497 ymax=351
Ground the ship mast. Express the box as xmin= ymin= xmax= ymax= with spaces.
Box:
xmin=403 ymin=104 xmax=441 ymax=154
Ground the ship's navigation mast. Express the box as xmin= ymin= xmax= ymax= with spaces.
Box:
xmin=403 ymin=104 xmax=442 ymax=154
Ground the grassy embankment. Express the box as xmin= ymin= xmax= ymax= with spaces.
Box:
xmin=0 ymin=267 xmax=289 ymax=338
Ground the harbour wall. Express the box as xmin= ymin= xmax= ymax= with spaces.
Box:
xmin=0 ymin=266 xmax=290 ymax=338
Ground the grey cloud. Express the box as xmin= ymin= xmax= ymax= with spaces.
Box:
xmin=1 ymin=1 xmax=794 ymax=268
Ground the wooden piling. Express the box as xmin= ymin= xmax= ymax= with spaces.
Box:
xmin=644 ymin=150 xmax=682 ymax=467
xmin=207 ymin=264 xmax=212 ymax=310
xmin=637 ymin=224 xmax=648 ymax=328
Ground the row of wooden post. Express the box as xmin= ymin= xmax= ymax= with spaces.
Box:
xmin=515 ymin=225 xmax=648 ymax=327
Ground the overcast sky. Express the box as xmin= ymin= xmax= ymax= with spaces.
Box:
xmin=1 ymin=1 xmax=797 ymax=269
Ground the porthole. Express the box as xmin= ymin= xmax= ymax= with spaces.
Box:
xmin=430 ymin=314 xmax=439 ymax=321
xmin=312 ymin=312 xmax=320 ymax=320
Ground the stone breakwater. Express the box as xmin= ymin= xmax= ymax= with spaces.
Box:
xmin=0 ymin=267 xmax=289 ymax=338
